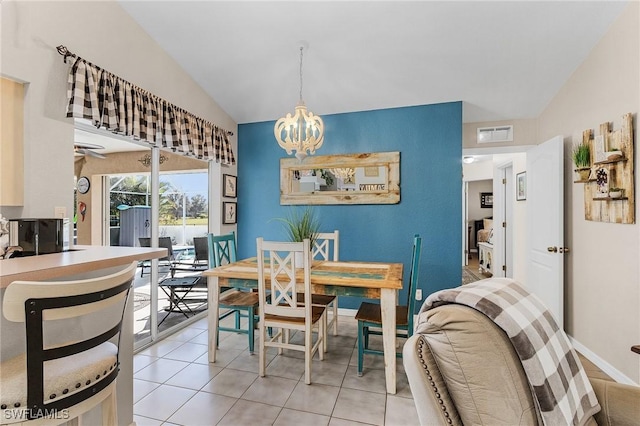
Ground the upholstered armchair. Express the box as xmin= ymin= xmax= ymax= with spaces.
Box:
xmin=403 ymin=304 xmax=640 ymax=425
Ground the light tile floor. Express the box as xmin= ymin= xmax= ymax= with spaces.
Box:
xmin=133 ymin=315 xmax=419 ymax=426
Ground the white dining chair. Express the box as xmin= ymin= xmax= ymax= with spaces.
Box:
xmin=0 ymin=261 xmax=137 ymax=425
xmin=256 ymin=238 xmax=327 ymax=385
xmin=309 ymin=231 xmax=340 ymax=343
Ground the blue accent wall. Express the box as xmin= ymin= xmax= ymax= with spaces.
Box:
xmin=237 ymin=102 xmax=462 ymax=308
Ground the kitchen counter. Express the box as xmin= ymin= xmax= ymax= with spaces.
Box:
xmin=0 ymin=245 xmax=167 ymax=288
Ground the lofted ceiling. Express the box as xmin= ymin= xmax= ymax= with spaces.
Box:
xmin=116 ymin=0 xmax=628 ymax=126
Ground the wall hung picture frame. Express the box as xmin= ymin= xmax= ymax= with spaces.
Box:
xmin=516 ymin=172 xmax=526 ymax=201
xmin=480 ymin=192 xmax=493 ymax=208
xmin=223 ymin=174 xmax=237 ymax=198
xmin=223 ymin=202 xmax=237 ymax=224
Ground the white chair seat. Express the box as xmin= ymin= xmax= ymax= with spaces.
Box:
xmin=1 ymin=342 xmax=117 ymax=420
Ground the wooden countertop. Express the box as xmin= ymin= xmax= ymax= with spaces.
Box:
xmin=0 ymin=245 xmax=166 ymax=288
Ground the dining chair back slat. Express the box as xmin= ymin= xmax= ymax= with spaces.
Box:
xmin=313 ymin=230 xmax=339 ymax=261
xmin=207 ymin=231 xmax=259 ymax=353
xmin=355 ymin=234 xmax=422 ymax=375
xmin=256 ymin=237 xmax=326 ymax=384
xmin=208 ymin=231 xmax=237 ymax=268
xmin=309 ymin=230 xmax=340 ymax=339
xmin=406 ymin=234 xmax=423 ymax=333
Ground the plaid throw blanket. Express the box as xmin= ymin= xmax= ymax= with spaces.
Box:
xmin=419 ymin=278 xmax=600 ymax=426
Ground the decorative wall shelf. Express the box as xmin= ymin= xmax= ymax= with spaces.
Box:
xmin=582 ymin=113 xmax=635 ymax=224
xmin=593 ymin=197 xmax=628 ymax=201
xmin=594 ymin=158 xmax=627 ymax=166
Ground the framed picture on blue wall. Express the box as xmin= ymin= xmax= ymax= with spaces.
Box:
xmin=223 ymin=174 xmax=237 ymax=198
xmin=223 ymin=202 xmax=237 ymax=224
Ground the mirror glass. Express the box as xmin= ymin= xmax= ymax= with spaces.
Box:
xmin=280 ymin=151 xmax=400 ymax=205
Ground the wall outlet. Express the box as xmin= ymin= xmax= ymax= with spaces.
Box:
xmin=415 ymin=289 xmax=422 ymax=300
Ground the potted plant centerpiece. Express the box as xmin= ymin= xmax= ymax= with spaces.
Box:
xmin=572 ymin=141 xmax=591 ymax=181
xmin=274 ymin=207 xmax=320 ymax=266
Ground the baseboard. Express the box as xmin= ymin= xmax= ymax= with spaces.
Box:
xmin=569 ymin=336 xmax=638 ymax=385
xmin=337 ymin=307 xmax=357 ymax=317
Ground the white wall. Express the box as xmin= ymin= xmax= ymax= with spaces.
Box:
xmin=537 ymin=1 xmax=639 ymax=384
xmin=0 ymin=1 xmax=239 ymax=422
xmin=0 ymin=0 xmax=237 ymax=225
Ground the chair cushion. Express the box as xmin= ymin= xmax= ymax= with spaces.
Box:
xmin=0 ymin=342 xmax=118 ymax=415
xmin=220 ymin=290 xmax=259 ymax=308
xmin=265 ymin=306 xmax=325 ymax=325
xmin=296 ymin=293 xmax=336 ymax=306
xmin=355 ymin=301 xmax=409 ymax=326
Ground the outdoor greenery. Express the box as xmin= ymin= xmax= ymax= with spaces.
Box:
xmin=109 ymin=175 xmax=208 ymax=226
xmin=572 ymin=142 xmax=591 ymax=169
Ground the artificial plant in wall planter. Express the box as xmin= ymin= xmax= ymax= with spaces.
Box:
xmin=572 ymin=141 xmax=591 ymax=181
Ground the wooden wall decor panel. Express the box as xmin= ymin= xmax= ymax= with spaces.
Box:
xmin=583 ymin=113 xmax=634 ymax=224
xmin=280 ymin=151 xmax=400 ymax=205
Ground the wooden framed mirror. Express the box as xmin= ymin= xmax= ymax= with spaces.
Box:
xmin=280 ymin=151 xmax=400 ymax=205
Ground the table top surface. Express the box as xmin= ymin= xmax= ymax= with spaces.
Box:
xmin=203 ymin=257 xmax=403 ymax=290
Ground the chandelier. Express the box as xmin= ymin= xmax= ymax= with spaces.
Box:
xmin=274 ymin=45 xmax=324 ymax=162
xmin=330 ymin=168 xmax=355 ymax=181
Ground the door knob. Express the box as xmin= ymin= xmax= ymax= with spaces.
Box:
xmin=547 ymin=246 xmax=558 ymax=253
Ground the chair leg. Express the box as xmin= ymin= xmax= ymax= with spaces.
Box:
xmin=357 ymin=320 xmax=365 ymax=376
xmin=305 ymin=324 xmax=312 ymax=384
xmin=234 ymin=309 xmax=241 ymax=330
xmin=323 ymin=311 xmax=328 ymax=353
xmin=364 ymin=325 xmax=370 ymax=349
xmin=332 ymin=298 xmax=339 ymax=336
xmin=248 ymin=307 xmax=255 ymax=354
xmin=259 ymin=322 xmax=266 ymax=377
xmin=101 ymin=386 xmax=118 ymax=425
xmin=319 ymin=314 xmax=325 ymax=361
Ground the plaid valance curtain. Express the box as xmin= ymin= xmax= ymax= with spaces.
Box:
xmin=65 ymin=56 xmax=235 ymax=165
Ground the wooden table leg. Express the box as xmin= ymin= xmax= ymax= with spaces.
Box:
xmin=380 ymin=288 xmax=397 ymax=394
xmin=208 ymin=276 xmax=219 ymax=363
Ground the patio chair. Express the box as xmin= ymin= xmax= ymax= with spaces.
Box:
xmin=138 ymin=237 xmax=175 ymax=277
xmin=170 ymin=236 xmax=209 ymax=276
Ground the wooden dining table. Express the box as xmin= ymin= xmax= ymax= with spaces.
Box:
xmin=203 ymin=257 xmax=404 ymax=394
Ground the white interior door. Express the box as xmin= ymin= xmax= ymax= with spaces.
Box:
xmin=526 ymin=135 xmax=564 ymax=328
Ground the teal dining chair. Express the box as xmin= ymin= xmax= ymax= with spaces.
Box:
xmin=355 ymin=234 xmax=422 ymax=376
xmin=208 ymin=232 xmax=260 ymax=354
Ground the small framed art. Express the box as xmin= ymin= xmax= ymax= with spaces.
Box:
xmin=223 ymin=174 xmax=237 ymax=198
xmin=480 ymin=192 xmax=493 ymax=208
xmin=516 ymin=172 xmax=526 ymax=201
xmin=223 ymin=202 xmax=237 ymax=224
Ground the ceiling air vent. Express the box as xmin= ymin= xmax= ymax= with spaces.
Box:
xmin=477 ymin=125 xmax=513 ymax=143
